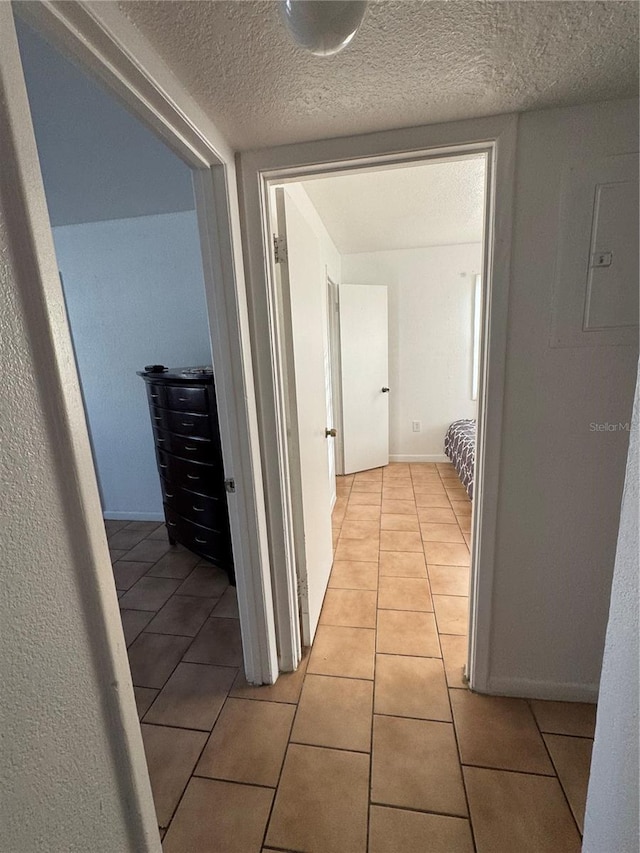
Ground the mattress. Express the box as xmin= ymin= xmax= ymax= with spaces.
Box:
xmin=444 ymin=419 xmax=476 ymax=500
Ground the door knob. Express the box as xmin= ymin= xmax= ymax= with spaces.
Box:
xmin=325 ymin=428 xmax=337 ymax=437
xmin=381 ymin=387 xmax=390 ymax=393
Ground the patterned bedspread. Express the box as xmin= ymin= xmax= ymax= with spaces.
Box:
xmin=444 ymin=419 xmax=476 ymax=500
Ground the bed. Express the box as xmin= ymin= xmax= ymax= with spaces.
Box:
xmin=444 ymin=419 xmax=476 ymax=500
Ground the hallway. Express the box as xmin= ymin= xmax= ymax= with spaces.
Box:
xmin=110 ymin=462 xmax=595 ymax=852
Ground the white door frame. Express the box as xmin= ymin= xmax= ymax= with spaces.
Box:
xmin=327 ymin=277 xmax=345 ymax=477
xmin=238 ymin=115 xmax=518 ymax=691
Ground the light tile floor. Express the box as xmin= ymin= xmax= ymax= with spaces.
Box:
xmin=107 ymin=461 xmax=595 ymax=852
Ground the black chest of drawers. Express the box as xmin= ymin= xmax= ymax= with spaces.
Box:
xmin=139 ymin=365 xmax=234 ymax=584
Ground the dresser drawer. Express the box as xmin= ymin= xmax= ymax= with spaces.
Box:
xmin=150 ymin=405 xmax=212 ymax=439
xmin=154 ymin=429 xmax=217 ymax=463
xmin=163 ymin=409 xmax=212 ymax=439
xmin=148 ymin=405 xmax=167 ymax=431
xmin=164 ymin=505 xmax=231 ymax=564
xmin=146 ymin=384 xmax=167 ymax=409
xmin=162 ymin=481 xmax=227 ymax=529
xmin=165 ymin=385 xmax=208 ymax=412
xmin=156 ymin=449 xmax=220 ymax=496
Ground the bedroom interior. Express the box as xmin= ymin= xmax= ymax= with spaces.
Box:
xmin=15 ymin=19 xmax=213 ymax=522
xmin=272 ymin=155 xmax=485 ymax=500
xmin=301 ymin=159 xmax=483 ymax=469
xmin=15 ymin=17 xmax=243 ymax=732
xmin=272 ymin=155 xmax=484 ymax=639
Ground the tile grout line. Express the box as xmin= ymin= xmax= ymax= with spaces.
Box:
xmin=117 ymin=517 xmax=324 ymax=846
xmin=156 ymin=603 xmax=243 ymax=838
xmin=124 ymin=526 xmax=240 ymax=840
xmin=366 ymin=484 xmax=383 ymax=852
xmin=115 ymin=524 xmax=220 ymax=839
xmin=534 ymin=731 xmax=596 ymax=743
xmin=458 ymin=761 xmax=561 ymax=779
xmin=529 ymin=696 xmax=585 ymax=838
xmin=369 ymin=799 xmax=471 ymax=822
xmin=288 ymin=737 xmax=371 ymax=756
xmin=422 ymin=465 xmax=478 ymax=853
xmin=260 ymin=645 xmax=319 ymax=847
xmin=262 ymin=474 xmax=357 ymax=850
xmin=190 ymin=773 xmax=277 ymax=792
xmin=160 ymin=714 xmax=221 ymax=839
xmin=372 ymin=465 xmax=477 ymax=848
xmin=135 ymin=603 xmax=218 ymax=699
xmin=277 ymin=739 xmax=371 ymax=758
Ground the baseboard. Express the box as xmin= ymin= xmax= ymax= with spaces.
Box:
xmin=102 ymin=511 xmax=165 ymax=522
xmin=483 ymin=675 xmax=599 ymax=703
xmin=389 ymin=454 xmax=449 ymax=463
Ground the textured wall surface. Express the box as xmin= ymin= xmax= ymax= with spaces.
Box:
xmin=0 ymin=100 xmax=152 ymax=853
xmin=488 ymin=98 xmax=639 ymax=699
xmin=582 ymin=360 xmax=639 ymax=853
xmin=15 ymin=18 xmax=195 ymax=226
xmin=1 ymin=7 xmax=161 ymax=848
xmin=342 ymin=244 xmax=481 ymax=459
xmin=118 ymin=0 xmax=638 ymax=149
xmin=54 ymin=211 xmax=212 ymax=519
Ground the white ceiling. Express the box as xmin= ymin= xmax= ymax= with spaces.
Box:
xmin=117 ymin=1 xmax=638 ymax=150
xmin=299 ymin=155 xmax=486 ymax=253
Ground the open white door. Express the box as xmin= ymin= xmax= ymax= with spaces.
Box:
xmin=274 ymin=188 xmax=334 ymax=645
xmin=340 ymin=284 xmax=389 ymax=473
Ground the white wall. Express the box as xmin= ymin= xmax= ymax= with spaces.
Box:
xmin=53 ymin=211 xmax=212 ymax=519
xmin=342 ymin=244 xmax=481 ymax=461
xmin=487 ymin=98 xmax=639 ymax=701
xmin=583 ymin=360 xmax=639 ymax=853
xmin=282 ymin=185 xmax=341 ymax=285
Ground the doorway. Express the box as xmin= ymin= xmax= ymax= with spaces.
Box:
xmin=9 ymin=2 xmax=276 ymax=686
xmin=326 ymin=276 xmax=344 ymax=479
xmin=14 ymin=16 xmax=245 ymax=838
xmin=5 ymin=4 xmax=278 ymax=846
xmin=255 ymin=144 xmax=499 ymax=684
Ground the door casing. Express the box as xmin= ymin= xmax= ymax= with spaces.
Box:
xmin=327 ymin=277 xmax=344 ymax=477
xmin=272 ymin=187 xmax=335 ymax=645
xmin=238 ymin=117 xmax=518 ymax=692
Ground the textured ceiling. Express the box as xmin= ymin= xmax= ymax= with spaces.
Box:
xmin=299 ymin=155 xmax=486 ymax=253
xmin=116 ymin=1 xmax=639 ymax=150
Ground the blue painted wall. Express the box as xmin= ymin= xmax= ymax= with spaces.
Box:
xmin=16 ymin=19 xmax=195 ymax=226
xmin=17 ymin=20 xmax=212 ymax=519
